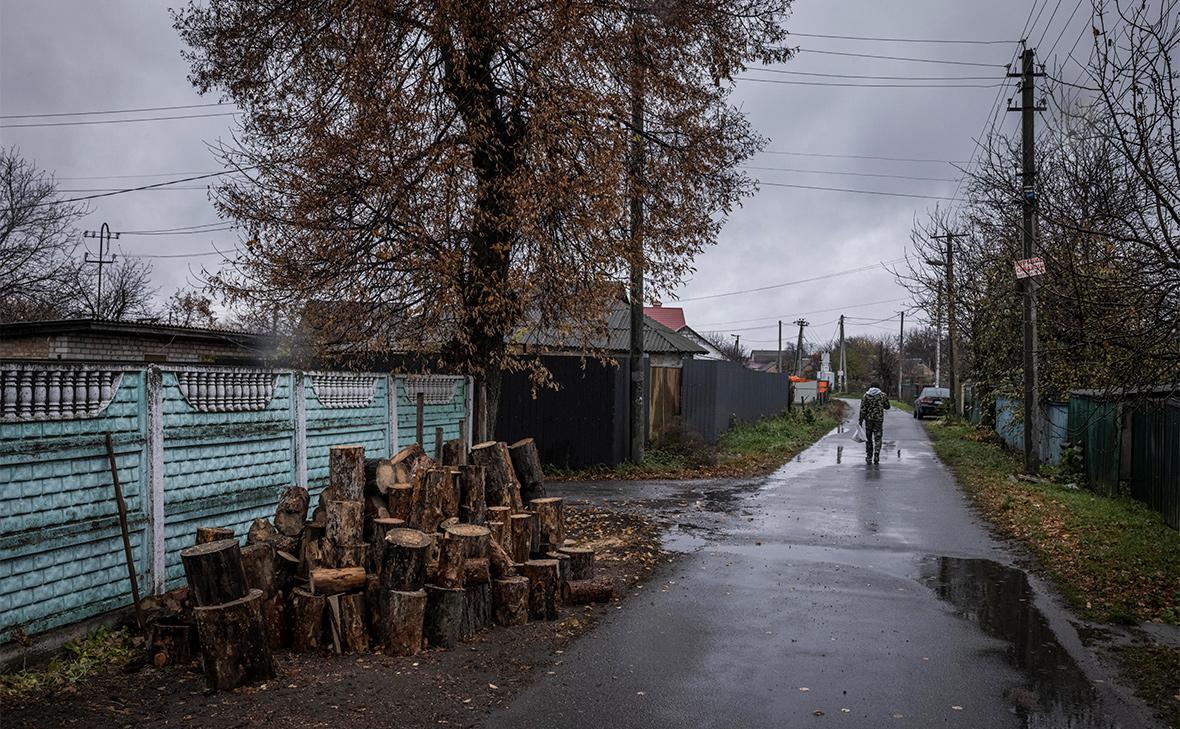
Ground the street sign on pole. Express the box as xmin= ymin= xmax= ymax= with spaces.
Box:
xmin=1014 ymin=256 xmax=1045 ymax=280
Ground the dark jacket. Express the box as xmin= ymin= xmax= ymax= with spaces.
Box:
xmin=859 ymin=388 xmax=891 ymax=423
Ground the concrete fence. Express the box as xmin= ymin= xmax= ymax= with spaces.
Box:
xmin=0 ymin=363 xmax=470 ymax=643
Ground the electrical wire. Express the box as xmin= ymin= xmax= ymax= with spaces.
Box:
xmin=787 ymin=32 xmax=1018 ymax=45
xmin=760 ymin=150 xmax=970 ymax=165
xmin=676 ymin=258 xmax=907 ymax=303
xmin=0 ymin=101 xmax=234 ymax=120
xmin=56 ymin=171 xmax=232 ymax=181
xmin=695 ymin=297 xmax=911 ymax=329
xmin=34 ymin=170 xmax=244 ymax=207
xmin=794 ymin=48 xmax=1008 ymax=68
xmin=742 ymin=165 xmax=960 ymax=183
xmin=758 ymin=180 xmax=961 ymax=201
xmin=1 ymin=111 xmax=239 ymax=129
xmin=737 ymin=76 xmax=1005 ymax=89
xmin=748 ymin=68 xmax=998 ymax=81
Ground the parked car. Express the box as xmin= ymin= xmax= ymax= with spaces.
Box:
xmin=913 ymin=386 xmax=951 ymax=419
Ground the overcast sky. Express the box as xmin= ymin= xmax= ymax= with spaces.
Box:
xmin=0 ymin=1 xmax=1094 ymax=351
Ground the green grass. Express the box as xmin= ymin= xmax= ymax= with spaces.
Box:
xmin=550 ymin=403 xmax=843 ymax=480
xmin=923 ymin=419 xmax=1180 ymax=626
xmin=0 ymin=627 xmax=133 ymax=700
xmin=891 ymin=399 xmax=914 ymax=413
xmin=1108 ymin=643 xmax=1180 ymax=727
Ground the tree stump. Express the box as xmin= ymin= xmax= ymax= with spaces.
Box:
xmin=441 ymin=439 xmax=467 ymax=466
xmin=463 ymin=558 xmax=491 ymax=586
xmin=333 ymin=592 xmax=369 ymax=653
xmin=387 ymin=483 xmax=415 ymax=523
xmin=298 ymin=532 xmax=324 ymax=580
xmin=240 ymin=543 xmax=276 ymax=595
xmin=424 ymin=585 xmax=466 ymax=649
xmin=462 ymin=582 xmax=492 ymax=638
xmin=380 ymin=528 xmax=432 ymax=591
xmin=529 ymin=497 xmax=564 ymax=551
xmin=470 ymin=441 xmax=523 ymax=511
xmin=291 ymin=587 xmax=326 ymax=651
xmin=562 ymin=577 xmax=614 ymax=605
xmin=391 ymin=443 xmax=428 ymax=482
xmin=559 ymin=546 xmax=595 ymax=581
xmin=457 ymin=465 xmax=487 ymax=524
xmin=546 ymin=551 xmax=571 ymax=584
xmin=310 ymin=566 xmax=367 ymax=595
xmin=275 ymin=486 xmax=311 ymax=536
xmin=246 ymin=517 xmax=278 ymax=546
xmin=381 ymin=588 xmax=426 ymax=656
xmin=508 ymin=513 xmax=534 ymax=564
xmin=509 ymin=438 xmax=547 ymax=502
xmin=444 ymin=522 xmax=491 ymax=558
xmin=492 ymin=576 xmax=530 ymax=627
xmin=152 ymin=621 xmax=198 ymax=667
xmin=196 ymin=526 xmax=235 ymax=545
xmin=520 ymin=559 xmax=560 ymax=620
xmin=364 ymin=458 xmax=396 ymax=494
xmin=486 ymin=505 xmax=512 ymax=528
xmin=181 ymin=539 xmax=248 ymax=608
xmin=193 ymin=588 xmax=275 ymax=691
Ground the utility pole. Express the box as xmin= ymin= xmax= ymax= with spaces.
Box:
xmin=934 ymin=287 xmax=942 ymax=388
xmin=897 ymin=311 xmax=905 ymax=400
xmin=793 ymin=319 xmax=808 ymax=376
xmin=931 ymin=232 xmax=961 ymax=411
xmin=732 ymin=334 xmax=741 ymax=359
xmin=777 ymin=320 xmax=783 ymax=373
xmin=627 ymin=10 xmax=646 ymax=464
xmin=1009 ymin=45 xmax=1046 ymax=475
xmin=838 ymin=315 xmax=846 ymax=392
xmin=82 ymin=223 xmax=119 ymax=320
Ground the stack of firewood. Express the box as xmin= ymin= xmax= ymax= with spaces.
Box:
xmin=175 ymin=435 xmax=613 ymax=692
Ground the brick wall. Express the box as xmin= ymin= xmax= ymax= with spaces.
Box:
xmin=0 ymin=334 xmax=245 ymax=363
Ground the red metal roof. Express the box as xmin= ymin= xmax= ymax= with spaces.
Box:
xmin=643 ymin=306 xmax=686 ymax=331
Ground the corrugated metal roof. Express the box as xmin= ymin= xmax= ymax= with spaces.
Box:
xmin=515 ymin=303 xmax=706 ymax=355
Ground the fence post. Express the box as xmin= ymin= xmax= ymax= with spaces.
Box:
xmin=464 ymin=376 xmax=475 ymax=449
xmin=144 ymin=365 xmax=165 ymax=595
xmin=388 ymin=374 xmax=399 ymax=454
xmin=293 ymin=371 xmax=307 ymax=489
xmin=416 ymin=392 xmax=425 ymax=445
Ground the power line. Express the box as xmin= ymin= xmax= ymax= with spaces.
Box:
xmin=0 ymin=111 xmax=239 ymax=129
xmin=795 ymin=48 xmax=1007 ymax=68
xmin=57 ymin=170 xmax=231 ymax=181
xmin=788 ymin=32 xmax=1018 ymax=45
xmin=737 ymin=76 xmax=1005 ymax=89
xmin=118 ymin=247 xmax=236 ymax=259
xmin=0 ymin=101 xmax=234 ymax=120
xmin=676 ymin=258 xmax=906 ymax=303
xmin=743 ymin=165 xmax=960 ymax=182
xmin=119 ymin=227 xmax=236 ymax=236
xmin=1045 ymin=0 xmax=1088 ymax=59
xmin=696 ymin=297 xmax=910 ymax=330
xmin=750 ymin=67 xmax=998 ymax=81
xmin=36 ymin=170 xmax=243 ymax=207
xmin=758 ymin=180 xmax=961 ymax=201
xmin=760 ymin=150 xmax=969 ymax=165
xmin=59 ymin=186 xmax=214 ymax=192
xmin=1036 ymin=0 xmax=1069 ymax=47
xmin=117 ymin=221 xmax=229 ymax=235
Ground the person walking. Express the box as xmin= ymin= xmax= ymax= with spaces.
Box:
xmin=858 ymin=382 xmax=891 ymax=464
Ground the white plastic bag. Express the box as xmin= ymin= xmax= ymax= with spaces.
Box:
xmin=852 ymin=424 xmax=866 ymax=443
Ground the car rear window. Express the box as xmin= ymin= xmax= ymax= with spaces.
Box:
xmin=919 ymin=388 xmax=950 ymax=398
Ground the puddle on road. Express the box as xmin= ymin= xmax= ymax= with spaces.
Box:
xmin=661 ymin=524 xmax=710 ymax=553
xmin=919 ymin=556 xmax=1118 ymax=728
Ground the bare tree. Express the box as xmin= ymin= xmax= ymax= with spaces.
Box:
xmin=0 ymin=149 xmax=88 ymax=321
xmin=164 ymin=287 xmax=218 ymax=328
xmin=66 ymin=257 xmax=158 ymax=321
xmin=702 ymin=331 xmax=749 ymax=365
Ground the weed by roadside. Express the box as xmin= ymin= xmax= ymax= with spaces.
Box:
xmin=1107 ymin=643 xmax=1180 ymax=727
xmin=0 ymin=627 xmax=133 ymax=700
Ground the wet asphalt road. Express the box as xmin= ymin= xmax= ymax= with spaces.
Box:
xmin=482 ymin=402 xmax=1157 ymax=729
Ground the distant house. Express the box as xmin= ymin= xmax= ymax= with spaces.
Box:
xmin=516 ymin=302 xmax=705 ymax=366
xmin=643 ymin=305 xmax=726 ymax=360
xmin=0 ymin=319 xmax=276 ymax=364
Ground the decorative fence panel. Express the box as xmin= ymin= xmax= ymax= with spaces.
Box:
xmin=0 ymin=363 xmax=469 ymax=643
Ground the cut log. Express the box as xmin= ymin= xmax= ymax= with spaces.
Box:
xmin=240 ymin=543 xmax=276 ymax=595
xmin=369 ymin=517 xmax=407 ymax=573
xmin=487 ymin=538 xmax=516 ymax=579
xmin=441 ymin=439 xmax=467 ymax=467
xmin=492 ymin=576 xmax=530 ymax=627
xmin=379 ymin=528 xmax=432 ymax=591
xmin=193 ymin=589 xmax=274 ymax=691
xmin=486 ymin=505 xmax=512 ymax=528
xmin=391 ymin=443 xmax=428 ymax=482
xmin=562 ymin=577 xmax=614 ymax=605
xmin=559 ymin=546 xmax=595 ymax=581
xmin=262 ymin=590 xmax=287 ymax=649
xmin=443 ymin=522 xmax=492 ymax=559
xmin=310 ymin=566 xmax=367 ymax=595
xmin=508 ymin=513 xmax=534 ymax=564
xmin=273 ymin=533 xmax=301 ymax=558
xmin=246 ymin=517 xmax=278 ymax=546
xmin=435 ymin=530 xmax=466 ymax=589
xmin=365 ymin=493 xmax=391 ymax=521
xmin=387 ymin=483 xmax=415 ymax=523
xmin=325 ymin=500 xmax=364 ymax=552
xmin=462 ymin=582 xmax=492 ymax=638
xmin=336 ymin=592 xmax=369 ymax=653
xmin=487 ymin=520 xmax=508 ymax=549
xmin=151 ymin=621 xmax=198 ymax=667
xmin=509 ymin=438 xmax=547 ymax=502
xmin=328 ymin=543 xmax=367 ymax=569
xmin=457 ymin=465 xmax=487 ymax=524
xmin=298 ymin=533 xmax=324 ymax=580
xmin=546 ymin=551 xmax=570 ymax=584
xmin=463 ymin=558 xmax=491 ymax=586
xmin=381 ymin=588 xmax=426 ymax=656
xmin=196 ymin=526 xmax=235 ymax=546
xmin=520 ymin=559 xmax=560 ymax=620
xmin=469 ymin=441 xmax=523 ymax=511
xmin=329 ymin=445 xmax=367 ymax=501
xmin=181 ymin=539 xmax=248 ymax=608
xmin=424 ymin=585 xmax=466 ymax=649
xmin=414 ymin=468 xmax=459 ymax=535
xmin=274 ymin=486 xmax=311 ymax=536
xmin=291 ymin=587 xmax=326 ymax=651
xmin=364 ymin=458 xmax=397 ymax=495
xmin=529 ymin=497 xmax=564 ymax=552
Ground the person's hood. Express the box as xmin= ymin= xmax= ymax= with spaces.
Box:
xmin=866 ymin=387 xmax=883 ymax=396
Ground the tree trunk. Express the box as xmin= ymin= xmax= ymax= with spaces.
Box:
xmin=529 ymin=497 xmax=564 ymax=551
xmin=328 ymin=542 xmax=367 ymax=569
xmin=424 ymin=585 xmax=466 ymax=649
xmin=329 ymin=445 xmax=367 ymax=501
xmin=520 ymin=559 xmax=559 ymax=620
xmin=457 ymin=464 xmax=487 ymax=524
xmin=274 ymin=486 xmax=311 ymax=536
xmin=181 ymin=539 xmax=248 ymax=608
xmin=387 ymin=483 xmax=415 ymax=523
xmin=195 ymin=526 xmax=234 ymax=545
xmin=291 ymin=587 xmax=326 ymax=651
xmin=379 ymin=528 xmax=432 ymax=591
xmin=310 ymin=566 xmax=366 ymax=595
xmin=298 ymin=531 xmax=324 ymax=580
xmin=239 ymin=543 xmax=276 ymax=595
xmin=444 ymin=522 xmax=491 ymax=558
xmin=509 ymin=438 xmax=546 ymax=502
xmin=462 ymin=582 xmax=492 ymax=638
xmin=381 ymin=588 xmax=426 ymax=656
xmin=508 ymin=513 xmax=534 ymax=564
xmin=441 ymin=439 xmax=467 ymax=467
xmin=559 ymin=546 xmax=595 ymax=581
xmin=193 ymin=589 xmax=274 ymax=691
xmin=151 ymin=620 xmax=198 ymax=667
xmin=492 ymin=576 xmax=529 ymax=627
xmin=562 ymin=577 xmax=614 ymax=605
xmin=469 ymin=441 xmax=522 ymax=511
xmin=364 ymin=457 xmax=396 ymax=494
xmin=246 ymin=517 xmax=278 ymax=546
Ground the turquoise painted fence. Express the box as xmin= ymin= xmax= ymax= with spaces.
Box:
xmin=994 ymin=396 xmax=1068 ymax=465
xmin=0 ymin=364 xmax=469 ymax=642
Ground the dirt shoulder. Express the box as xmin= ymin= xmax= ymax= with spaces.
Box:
xmin=1 ymin=505 xmax=670 ymax=729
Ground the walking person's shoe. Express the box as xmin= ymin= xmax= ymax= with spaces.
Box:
xmin=873 ymin=456 xmax=880 ymax=464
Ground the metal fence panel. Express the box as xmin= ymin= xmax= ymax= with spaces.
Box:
xmin=994 ymin=397 xmax=1067 ymax=465
xmin=1130 ymin=399 xmax=1180 ymax=529
xmin=1068 ymin=396 xmax=1121 ymax=496
xmin=682 ymin=360 xmax=791 ymax=444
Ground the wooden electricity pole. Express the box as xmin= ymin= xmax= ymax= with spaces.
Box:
xmin=627 ymin=10 xmax=646 ymax=464
xmin=793 ymin=319 xmax=808 ymax=376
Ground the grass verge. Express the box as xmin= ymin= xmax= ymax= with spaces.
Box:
xmin=1107 ymin=643 xmax=1180 ymax=727
xmin=0 ymin=627 xmax=133 ymax=700
xmin=923 ymin=418 xmax=1180 ymax=626
xmin=891 ymin=399 xmax=914 ymax=413
xmin=551 ymin=403 xmax=843 ymax=481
